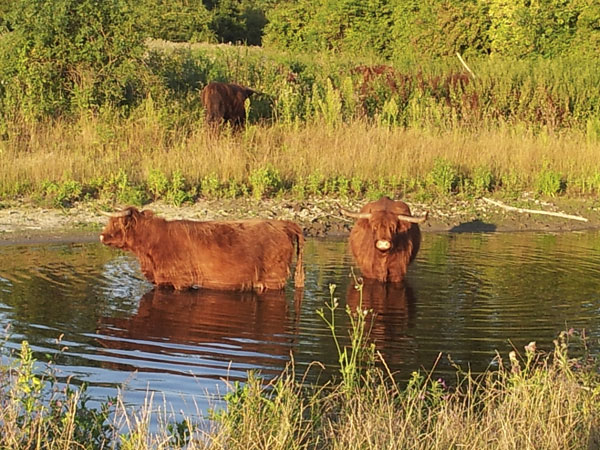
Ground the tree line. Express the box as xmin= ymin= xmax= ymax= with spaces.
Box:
xmin=0 ymin=0 xmax=599 ymax=123
xmin=266 ymin=0 xmax=600 ymax=59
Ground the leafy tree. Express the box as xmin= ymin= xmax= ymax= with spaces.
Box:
xmin=313 ymin=0 xmax=393 ymax=55
xmin=0 ymin=0 xmax=13 ymax=32
xmin=136 ymin=0 xmax=214 ymax=43
xmin=265 ymin=0 xmax=393 ymax=56
xmin=0 ymin=0 xmax=147 ymax=120
xmin=487 ymin=0 xmax=581 ymax=57
xmin=391 ymin=0 xmax=490 ymax=59
xmin=263 ymin=0 xmax=320 ymax=51
xmin=570 ymin=0 xmax=600 ymax=56
xmin=210 ymin=0 xmax=268 ymax=45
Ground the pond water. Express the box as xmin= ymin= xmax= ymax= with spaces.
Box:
xmin=1 ymin=231 xmax=599 ymax=416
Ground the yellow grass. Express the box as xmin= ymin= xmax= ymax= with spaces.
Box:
xmin=1 ymin=115 xmax=598 ymax=198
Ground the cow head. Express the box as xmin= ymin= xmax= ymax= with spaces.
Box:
xmin=341 ymin=197 xmax=427 ymax=253
xmin=99 ymin=207 xmax=153 ymax=250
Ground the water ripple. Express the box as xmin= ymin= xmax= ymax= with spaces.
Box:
xmin=0 ymin=232 xmax=599 ymax=410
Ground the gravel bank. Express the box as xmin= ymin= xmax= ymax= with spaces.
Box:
xmin=0 ymin=195 xmax=598 ymax=245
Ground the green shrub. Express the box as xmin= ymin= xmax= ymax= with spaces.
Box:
xmin=350 ymin=176 xmax=364 ymax=197
xmin=291 ymin=178 xmax=307 ymax=200
xmin=306 ymin=171 xmax=324 ymax=196
xmin=147 ymin=169 xmax=169 ymax=201
xmin=499 ymin=170 xmax=525 ymax=198
xmin=427 ymin=158 xmax=459 ymax=194
xmin=166 ymin=170 xmax=192 ymax=206
xmin=249 ymin=166 xmax=282 ymax=199
xmin=0 ymin=0 xmax=146 ymax=120
xmin=471 ymin=166 xmax=495 ymax=195
xmin=223 ymin=179 xmax=249 ymax=199
xmin=536 ymin=165 xmax=564 ymax=196
xmin=101 ymin=169 xmax=148 ymax=206
xmin=42 ymin=180 xmax=83 ymax=208
xmin=200 ymin=172 xmax=221 ymax=199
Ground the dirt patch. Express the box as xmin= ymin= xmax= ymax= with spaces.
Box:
xmin=0 ymin=195 xmax=598 ymax=245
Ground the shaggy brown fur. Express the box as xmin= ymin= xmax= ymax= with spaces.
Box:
xmin=201 ymin=81 xmax=255 ymax=128
xmin=347 ymin=197 xmax=422 ymax=283
xmin=100 ymin=207 xmax=304 ymax=291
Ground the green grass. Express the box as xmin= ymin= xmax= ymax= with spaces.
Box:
xmin=2 ymin=283 xmax=600 ymax=449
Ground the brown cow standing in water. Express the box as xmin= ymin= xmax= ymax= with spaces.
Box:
xmin=201 ymin=81 xmax=256 ymax=128
xmin=100 ymin=207 xmax=304 ymax=291
xmin=341 ymin=197 xmax=427 ymax=283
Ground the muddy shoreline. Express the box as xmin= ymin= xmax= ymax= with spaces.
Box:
xmin=0 ymin=195 xmax=599 ymax=245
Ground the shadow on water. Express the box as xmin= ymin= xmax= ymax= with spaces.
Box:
xmin=96 ymin=287 xmax=301 ymax=381
xmin=450 ymin=220 xmax=497 ymax=233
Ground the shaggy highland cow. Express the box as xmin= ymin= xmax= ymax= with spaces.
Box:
xmin=100 ymin=207 xmax=304 ymax=291
xmin=201 ymin=81 xmax=256 ymax=128
xmin=341 ymin=196 xmax=427 ymax=283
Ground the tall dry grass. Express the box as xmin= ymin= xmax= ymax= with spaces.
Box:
xmin=2 ymin=114 xmax=600 ymax=202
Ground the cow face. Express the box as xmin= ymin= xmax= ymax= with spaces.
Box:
xmin=100 ymin=207 xmax=149 ymax=250
xmin=342 ymin=197 xmax=426 ymax=253
xmin=343 ymin=197 xmax=427 ymax=283
xmin=368 ymin=211 xmax=412 ymax=253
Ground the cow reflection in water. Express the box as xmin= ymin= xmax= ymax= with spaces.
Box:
xmin=96 ymin=288 xmax=299 ymax=377
xmin=346 ymin=280 xmax=417 ymax=364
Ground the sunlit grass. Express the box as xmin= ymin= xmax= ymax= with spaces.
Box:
xmin=2 ymin=114 xmax=600 ymax=204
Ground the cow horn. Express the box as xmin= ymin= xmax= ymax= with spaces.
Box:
xmin=397 ymin=211 xmax=429 ymax=223
xmin=99 ymin=209 xmax=132 ymax=218
xmin=340 ymin=208 xmax=372 ymax=220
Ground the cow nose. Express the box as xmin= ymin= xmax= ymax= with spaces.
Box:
xmin=375 ymin=240 xmax=391 ymax=251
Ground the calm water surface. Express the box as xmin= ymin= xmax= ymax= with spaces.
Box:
xmin=1 ymin=231 xmax=599 ymax=415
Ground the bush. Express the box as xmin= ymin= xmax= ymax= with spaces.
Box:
xmin=249 ymin=166 xmax=282 ymax=199
xmin=427 ymin=158 xmax=460 ymax=194
xmin=536 ymin=165 xmax=565 ymax=196
xmin=42 ymin=180 xmax=83 ymax=208
xmin=0 ymin=0 xmax=146 ymax=120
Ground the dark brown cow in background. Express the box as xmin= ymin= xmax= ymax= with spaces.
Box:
xmin=201 ymin=81 xmax=256 ymax=128
xmin=100 ymin=207 xmax=304 ymax=291
xmin=341 ymin=196 xmax=427 ymax=283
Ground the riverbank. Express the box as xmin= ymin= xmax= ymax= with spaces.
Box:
xmin=0 ymin=194 xmax=598 ymax=244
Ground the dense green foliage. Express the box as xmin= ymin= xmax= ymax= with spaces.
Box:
xmin=0 ymin=0 xmax=599 ymax=123
xmin=264 ymin=0 xmax=600 ymax=58
xmin=0 ymin=0 xmax=146 ymax=120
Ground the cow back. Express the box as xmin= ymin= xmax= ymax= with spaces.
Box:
xmin=201 ymin=82 xmax=255 ymax=126
xmin=135 ymin=217 xmax=302 ymax=291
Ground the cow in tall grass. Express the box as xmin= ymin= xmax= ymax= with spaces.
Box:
xmin=201 ymin=81 xmax=256 ymax=129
